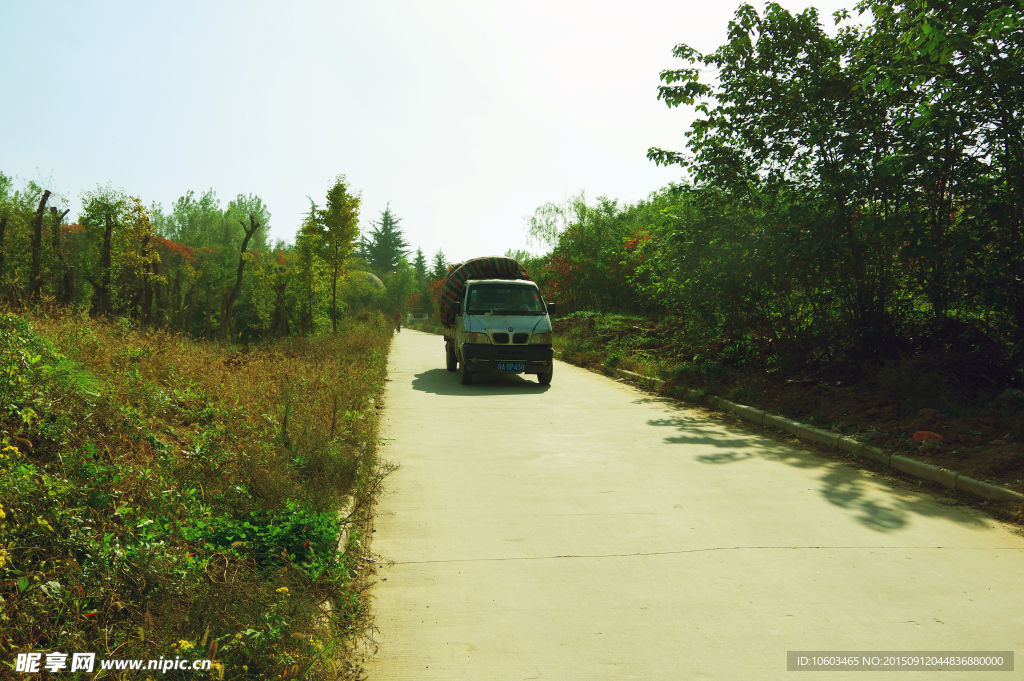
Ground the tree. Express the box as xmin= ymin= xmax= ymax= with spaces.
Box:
xmin=160 ymin=189 xmax=223 ymax=248
xmin=78 ymin=187 xmax=157 ymax=317
xmin=302 ymin=175 xmax=361 ymax=333
xmin=430 ymin=249 xmax=449 ymax=280
xmin=413 ymin=247 xmax=427 ymax=280
xmin=359 ymin=205 xmax=409 ymax=274
xmin=29 ymin=190 xmax=51 ymax=300
xmin=0 ymin=173 xmax=10 ymax=284
xmin=504 ymin=249 xmax=532 ymax=264
xmin=220 ymin=214 xmax=262 ymax=340
xmin=225 ymin=194 xmax=271 ymax=254
xmin=856 ymin=0 xmax=1024 ymax=332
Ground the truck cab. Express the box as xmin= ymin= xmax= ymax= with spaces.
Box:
xmin=445 ymin=279 xmax=555 ymax=385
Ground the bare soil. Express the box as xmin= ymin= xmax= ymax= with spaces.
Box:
xmin=752 ymin=381 xmax=1024 ymax=494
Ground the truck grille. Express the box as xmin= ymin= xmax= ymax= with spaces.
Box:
xmin=496 ymin=348 xmax=531 ymax=361
xmin=491 ymin=333 xmax=509 ymax=344
xmin=513 ymin=333 xmax=529 ymax=344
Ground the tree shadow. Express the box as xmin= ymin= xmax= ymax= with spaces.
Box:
xmin=410 ymin=368 xmax=551 ymax=396
xmin=646 ymin=405 xmax=988 ymax=533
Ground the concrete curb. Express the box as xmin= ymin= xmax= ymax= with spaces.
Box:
xmin=321 ymin=495 xmax=357 ymax=619
xmin=336 ymin=495 xmax=356 ymax=555
xmin=955 ymin=475 xmax=1024 ymax=503
xmin=610 ymin=367 xmax=666 ymax=388
xmin=890 ymin=455 xmax=958 ymax=490
xmin=609 ymin=368 xmax=1024 ymax=505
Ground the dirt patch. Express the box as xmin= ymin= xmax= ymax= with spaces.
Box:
xmin=750 ymin=380 xmax=1024 ymax=495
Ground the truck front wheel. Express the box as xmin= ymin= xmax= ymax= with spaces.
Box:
xmin=446 ymin=342 xmax=457 ymax=372
xmin=459 ymin=357 xmax=474 ymax=385
xmin=537 ymin=365 xmax=553 ymax=385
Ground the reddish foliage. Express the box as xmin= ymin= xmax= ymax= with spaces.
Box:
xmin=623 ymin=228 xmax=651 ymax=252
xmin=428 ymin=278 xmax=446 ymax=312
xmin=150 ymin=236 xmax=198 ymax=263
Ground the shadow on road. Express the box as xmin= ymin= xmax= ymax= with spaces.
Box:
xmin=646 ymin=405 xmax=988 ymax=534
xmin=411 ymin=368 xmax=551 ymax=396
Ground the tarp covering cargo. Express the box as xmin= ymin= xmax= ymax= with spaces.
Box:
xmin=439 ymin=256 xmax=531 ymax=326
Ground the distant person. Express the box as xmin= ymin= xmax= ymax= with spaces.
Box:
xmin=393 ymin=309 xmax=402 ymax=333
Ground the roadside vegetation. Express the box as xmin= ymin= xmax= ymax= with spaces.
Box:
xmin=1 ymin=310 xmax=391 ymax=678
xmin=0 ymin=171 xmax=409 ymax=677
xmin=516 ymin=0 xmax=1024 ymax=501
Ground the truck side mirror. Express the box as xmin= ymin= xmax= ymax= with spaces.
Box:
xmin=546 ymin=302 xmax=556 ymax=316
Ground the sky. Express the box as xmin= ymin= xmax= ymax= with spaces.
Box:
xmin=1 ymin=0 xmax=857 ymax=263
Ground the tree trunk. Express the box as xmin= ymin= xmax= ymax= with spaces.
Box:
xmin=140 ymin=235 xmax=152 ymax=324
xmin=220 ymin=215 xmax=260 ymax=341
xmin=30 ymin=190 xmax=51 ymax=300
xmin=204 ymin=280 xmax=212 ymax=339
xmin=61 ymin=266 xmax=75 ymax=305
xmin=0 ymin=214 xmax=7 ymax=280
xmin=331 ymin=259 xmax=340 ymax=334
xmin=49 ymin=207 xmax=69 ymax=303
xmin=171 ymin=269 xmax=182 ymax=329
xmin=99 ymin=212 xmax=113 ymax=315
xmin=182 ymin=281 xmax=198 ymax=334
xmin=50 ymin=207 xmax=68 ymax=250
xmin=152 ymin=259 xmax=164 ymax=327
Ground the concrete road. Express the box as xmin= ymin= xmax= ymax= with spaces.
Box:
xmin=367 ymin=330 xmax=1024 ymax=680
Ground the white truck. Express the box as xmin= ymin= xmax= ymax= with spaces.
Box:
xmin=438 ymin=257 xmax=555 ymax=385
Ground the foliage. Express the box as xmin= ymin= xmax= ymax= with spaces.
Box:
xmin=429 ymin=249 xmax=449 ymax=281
xmin=0 ymin=310 xmax=393 ymax=679
xmin=519 ymin=0 xmax=1023 ymax=398
xmin=302 ymin=175 xmax=362 ymax=333
xmin=0 ymin=170 xmax=414 ymax=342
xmin=356 ymin=205 xmax=409 ymax=276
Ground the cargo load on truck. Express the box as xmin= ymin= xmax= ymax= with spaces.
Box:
xmin=438 ymin=256 xmax=531 ymax=327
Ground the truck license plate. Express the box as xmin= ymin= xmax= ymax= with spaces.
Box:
xmin=497 ymin=361 xmax=526 ymax=372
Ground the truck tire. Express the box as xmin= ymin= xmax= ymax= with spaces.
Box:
xmin=446 ymin=342 xmax=457 ymax=372
xmin=459 ymin=357 xmax=473 ymax=385
xmin=537 ymin=365 xmax=553 ymax=385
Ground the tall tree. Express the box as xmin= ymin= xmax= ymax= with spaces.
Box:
xmin=220 ymin=215 xmax=262 ymax=340
xmin=29 ymin=190 xmax=51 ymax=300
xmin=302 ymin=175 xmax=361 ymax=333
xmin=430 ymin=249 xmax=449 ymax=280
xmin=360 ymin=205 xmax=409 ymax=274
xmin=413 ymin=247 xmax=427 ymax=280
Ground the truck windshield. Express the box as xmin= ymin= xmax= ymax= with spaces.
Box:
xmin=467 ymin=284 xmax=545 ymax=315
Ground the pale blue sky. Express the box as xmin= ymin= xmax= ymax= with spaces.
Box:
xmin=1 ymin=0 xmax=854 ymax=262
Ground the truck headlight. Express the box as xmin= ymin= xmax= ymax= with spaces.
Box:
xmin=466 ymin=332 xmax=490 ymax=344
xmin=530 ymin=332 xmax=552 ymax=344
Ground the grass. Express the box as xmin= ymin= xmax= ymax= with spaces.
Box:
xmin=553 ymin=312 xmax=679 ymax=380
xmin=0 ymin=307 xmax=393 ymax=679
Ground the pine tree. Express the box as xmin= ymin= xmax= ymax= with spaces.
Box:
xmin=361 ymin=204 xmax=409 ymax=274
xmin=430 ymin=249 xmax=449 ymax=280
xmin=413 ymin=247 xmax=427 ymax=280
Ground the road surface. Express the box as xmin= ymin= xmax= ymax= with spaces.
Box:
xmin=367 ymin=329 xmax=1024 ymax=680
